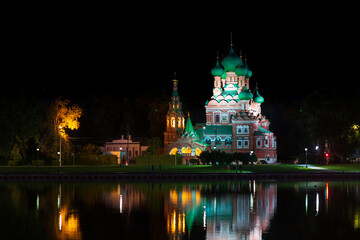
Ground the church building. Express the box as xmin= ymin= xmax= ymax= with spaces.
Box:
xmin=165 ymin=44 xmax=277 ymax=163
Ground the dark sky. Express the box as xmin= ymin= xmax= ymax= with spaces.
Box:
xmin=6 ymin=9 xmax=359 ymax=123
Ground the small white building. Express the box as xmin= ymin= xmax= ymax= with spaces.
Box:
xmin=101 ymin=135 xmax=148 ymax=164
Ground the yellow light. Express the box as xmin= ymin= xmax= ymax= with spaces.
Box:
xmin=182 ymin=213 xmax=185 ymax=233
xmin=172 ymin=210 xmax=176 ymax=233
xmin=170 ymin=190 xmax=178 ymax=205
xmin=355 ymin=210 xmax=360 ymax=230
xmin=169 ymin=148 xmax=178 ymax=155
xmin=171 ymin=117 xmax=175 ymax=128
xmin=195 ymin=148 xmax=202 ymax=156
xmin=182 ymin=147 xmax=191 ymax=154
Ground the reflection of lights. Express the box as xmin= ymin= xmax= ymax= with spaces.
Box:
xmin=170 ymin=190 xmax=178 ymax=205
xmin=167 ymin=210 xmax=186 ymax=236
xmin=250 ymin=193 xmax=254 ymax=212
xmin=214 ymin=198 xmax=216 ymax=213
xmin=36 ymin=194 xmax=39 ymax=210
xmin=315 ymin=192 xmax=319 ymax=216
xmin=120 ymin=195 xmax=122 ymax=213
xmin=325 ymin=182 xmax=329 ymax=201
xmin=305 ymin=194 xmax=308 ymax=215
xmin=58 ymin=195 xmax=60 ymax=209
xmin=59 ymin=212 xmax=62 ymax=231
xmin=203 ymin=210 xmax=207 ymax=228
xmin=172 ymin=210 xmax=176 ymax=233
xmin=57 ymin=208 xmax=82 ymax=239
xmin=355 ymin=210 xmax=360 ymax=230
xmin=182 ymin=213 xmax=185 ymax=232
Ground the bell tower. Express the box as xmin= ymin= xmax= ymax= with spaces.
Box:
xmin=164 ymin=74 xmax=185 ymax=146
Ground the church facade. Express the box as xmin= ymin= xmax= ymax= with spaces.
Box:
xmin=165 ymin=45 xmax=277 ymax=163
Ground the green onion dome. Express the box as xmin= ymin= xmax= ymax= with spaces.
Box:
xmin=238 ymin=86 xmax=253 ymax=100
xmin=246 ymin=69 xmax=253 ymax=78
xmin=211 ymin=60 xmax=225 ymax=77
xmin=235 ymin=63 xmax=248 ymax=76
xmin=253 ymin=90 xmax=264 ymax=103
xmin=221 ymin=71 xmax=227 ymax=80
xmin=245 ymin=61 xmax=252 ymax=78
xmin=221 ymin=47 xmax=242 ymax=72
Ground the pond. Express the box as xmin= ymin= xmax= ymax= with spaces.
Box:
xmin=0 ymin=180 xmax=359 ymax=239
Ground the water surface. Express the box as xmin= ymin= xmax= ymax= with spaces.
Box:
xmin=0 ymin=180 xmax=359 ymax=239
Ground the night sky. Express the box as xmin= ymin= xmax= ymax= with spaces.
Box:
xmin=6 ymin=10 xmax=359 ymax=125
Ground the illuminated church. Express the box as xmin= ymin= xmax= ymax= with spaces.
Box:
xmin=165 ymin=44 xmax=277 ymax=163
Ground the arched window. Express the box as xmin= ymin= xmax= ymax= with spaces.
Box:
xmin=237 ymin=125 xmax=242 ymax=134
xmin=215 ymin=114 xmax=220 ymax=123
xmin=264 ymin=136 xmax=269 ymax=147
xmin=215 ymin=138 xmax=221 ymax=146
xmin=225 ymin=138 xmax=232 ymax=146
xmin=244 ymin=125 xmax=249 ymax=133
xmin=204 ymin=138 xmax=211 ymax=145
xmin=171 ymin=117 xmax=175 ymax=128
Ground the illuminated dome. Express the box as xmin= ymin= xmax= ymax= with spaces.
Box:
xmin=221 ymin=47 xmax=242 ymax=72
xmin=253 ymin=90 xmax=264 ymax=103
xmin=238 ymin=86 xmax=253 ymax=100
xmin=211 ymin=60 xmax=225 ymax=77
xmin=235 ymin=63 xmax=248 ymax=76
xmin=245 ymin=61 xmax=252 ymax=78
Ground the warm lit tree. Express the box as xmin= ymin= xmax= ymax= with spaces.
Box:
xmin=40 ymin=98 xmax=82 ymax=162
xmin=55 ymin=99 xmax=83 ymax=139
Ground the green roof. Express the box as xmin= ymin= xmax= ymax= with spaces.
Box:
xmin=221 ymin=89 xmax=238 ymax=97
xmin=185 ymin=117 xmax=195 ymax=134
xmin=202 ymin=125 xmax=233 ymax=135
xmin=258 ymin=126 xmax=273 ymax=133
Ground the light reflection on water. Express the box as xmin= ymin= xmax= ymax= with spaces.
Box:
xmin=0 ymin=180 xmax=359 ymax=239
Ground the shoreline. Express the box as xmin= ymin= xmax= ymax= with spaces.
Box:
xmin=1 ymin=172 xmax=360 ymax=181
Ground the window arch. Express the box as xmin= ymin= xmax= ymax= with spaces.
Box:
xmin=204 ymin=138 xmax=211 ymax=145
xmin=237 ymin=125 xmax=242 ymax=134
xmin=225 ymin=138 xmax=232 ymax=146
xmin=215 ymin=138 xmax=221 ymax=146
xmin=171 ymin=117 xmax=175 ymax=128
xmin=215 ymin=114 xmax=220 ymax=123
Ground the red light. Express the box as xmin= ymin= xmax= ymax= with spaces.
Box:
xmin=325 ymin=153 xmax=329 ymax=157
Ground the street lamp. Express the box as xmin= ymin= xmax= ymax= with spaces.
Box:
xmin=59 ymin=126 xmax=62 ymax=167
xmin=250 ymin=150 xmax=254 ymax=172
xmin=214 ymin=146 xmax=217 ymax=165
xmin=119 ymin=147 xmax=123 ymax=166
xmin=305 ymin=148 xmax=308 ymax=168
xmin=36 ymin=148 xmax=39 ymax=161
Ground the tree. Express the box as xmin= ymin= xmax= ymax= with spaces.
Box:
xmin=39 ymin=98 xmax=82 ymax=162
xmin=0 ymin=89 xmax=42 ymax=164
xmin=199 ymin=151 xmax=212 ymax=165
xmin=298 ymin=86 xmax=360 ymax=161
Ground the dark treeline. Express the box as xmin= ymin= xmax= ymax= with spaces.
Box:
xmin=0 ymin=84 xmax=359 ymax=165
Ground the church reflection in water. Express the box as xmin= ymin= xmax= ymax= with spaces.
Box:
xmin=103 ymin=181 xmax=277 ymax=240
xmin=164 ymin=181 xmax=277 ymax=240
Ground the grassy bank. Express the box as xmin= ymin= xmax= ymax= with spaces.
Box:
xmin=2 ymin=164 xmax=359 ymax=174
